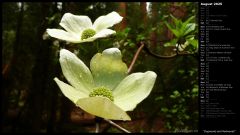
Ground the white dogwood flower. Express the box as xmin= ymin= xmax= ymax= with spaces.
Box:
xmin=47 ymin=11 xmax=123 ymax=43
xmin=54 ymin=48 xmax=157 ymax=120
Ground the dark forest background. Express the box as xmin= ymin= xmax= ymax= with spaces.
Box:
xmin=2 ymin=2 xmax=198 ymax=133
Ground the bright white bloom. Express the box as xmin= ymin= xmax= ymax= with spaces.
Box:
xmin=54 ymin=48 xmax=157 ymax=120
xmin=47 ymin=11 xmax=123 ymax=43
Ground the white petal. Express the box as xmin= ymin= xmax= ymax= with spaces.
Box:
xmin=93 ymin=11 xmax=123 ymax=32
xmin=54 ymin=77 xmax=88 ymax=103
xmin=59 ymin=49 xmax=94 ymax=94
xmin=60 ymin=13 xmax=92 ymax=35
xmin=84 ymin=29 xmax=116 ymax=42
xmin=113 ymin=71 xmax=157 ymax=111
xmin=90 ymin=48 xmax=127 ymax=90
xmin=102 ymin=48 xmax=122 ymax=59
xmin=93 ymin=29 xmax=116 ymax=38
xmin=46 ymin=29 xmax=80 ymax=43
xmin=76 ymin=97 xmax=131 ymax=120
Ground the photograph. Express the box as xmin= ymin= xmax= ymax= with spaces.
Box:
xmin=1 ymin=2 xmax=237 ymax=133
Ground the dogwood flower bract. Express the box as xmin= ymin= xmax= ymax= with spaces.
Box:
xmin=46 ymin=11 xmax=123 ymax=43
xmin=54 ymin=48 xmax=157 ymax=120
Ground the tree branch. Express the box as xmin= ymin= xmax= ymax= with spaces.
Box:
xmin=127 ymin=41 xmax=145 ymax=74
xmin=127 ymin=41 xmax=197 ymax=74
xmin=143 ymin=42 xmax=197 ymax=59
xmin=95 ymin=117 xmax=102 ymax=133
xmin=95 ymin=122 xmax=100 ymax=133
xmin=104 ymin=119 xmax=131 ymax=133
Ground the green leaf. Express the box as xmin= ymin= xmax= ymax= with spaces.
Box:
xmin=155 ymin=96 xmax=163 ymax=101
xmin=173 ymin=90 xmax=180 ymax=96
xmin=165 ymin=21 xmax=180 ymax=37
xmin=180 ymin=16 xmax=195 ymax=36
xmin=187 ymin=38 xmax=198 ymax=49
xmin=164 ymin=21 xmax=173 ymax=31
xmin=166 ymin=15 xmax=196 ymax=39
xmin=183 ymin=23 xmax=196 ymax=36
xmin=124 ymin=27 xmax=131 ymax=33
xmin=182 ymin=16 xmax=195 ymax=27
xmin=113 ymin=71 xmax=157 ymax=111
xmin=164 ymin=38 xmax=178 ymax=47
xmin=161 ymin=108 xmax=168 ymax=112
xmin=76 ymin=97 xmax=131 ymax=121
xmin=90 ymin=48 xmax=128 ymax=90
xmin=170 ymin=14 xmax=181 ymax=29
xmin=136 ymin=34 xmax=145 ymax=41
xmin=172 ymin=29 xmax=181 ymax=37
xmin=170 ymin=90 xmax=181 ymax=98
xmin=185 ymin=34 xmax=195 ymax=39
xmin=171 ymin=109 xmax=177 ymax=113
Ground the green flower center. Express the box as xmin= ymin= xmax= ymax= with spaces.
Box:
xmin=81 ymin=28 xmax=96 ymax=40
xmin=89 ymin=87 xmax=114 ymax=101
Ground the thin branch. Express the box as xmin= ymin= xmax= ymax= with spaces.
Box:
xmin=143 ymin=42 xmax=196 ymax=59
xmin=127 ymin=41 xmax=196 ymax=74
xmin=104 ymin=119 xmax=131 ymax=133
xmin=127 ymin=41 xmax=145 ymax=74
xmin=95 ymin=117 xmax=102 ymax=133
xmin=95 ymin=122 xmax=100 ymax=133
xmin=145 ymin=47 xmax=177 ymax=58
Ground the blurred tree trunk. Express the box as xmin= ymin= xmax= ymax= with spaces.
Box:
xmin=170 ymin=2 xmax=187 ymax=19
xmin=140 ymin=2 xmax=147 ymax=25
xmin=150 ymin=3 xmax=157 ymax=47
xmin=46 ymin=2 xmax=61 ymax=133
xmin=2 ymin=3 xmax=23 ymax=78
xmin=1 ymin=2 xmax=24 ymax=131
xmin=116 ymin=2 xmax=126 ymax=30
xmin=46 ymin=51 xmax=61 ymax=133
xmin=24 ymin=3 xmax=53 ymax=132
